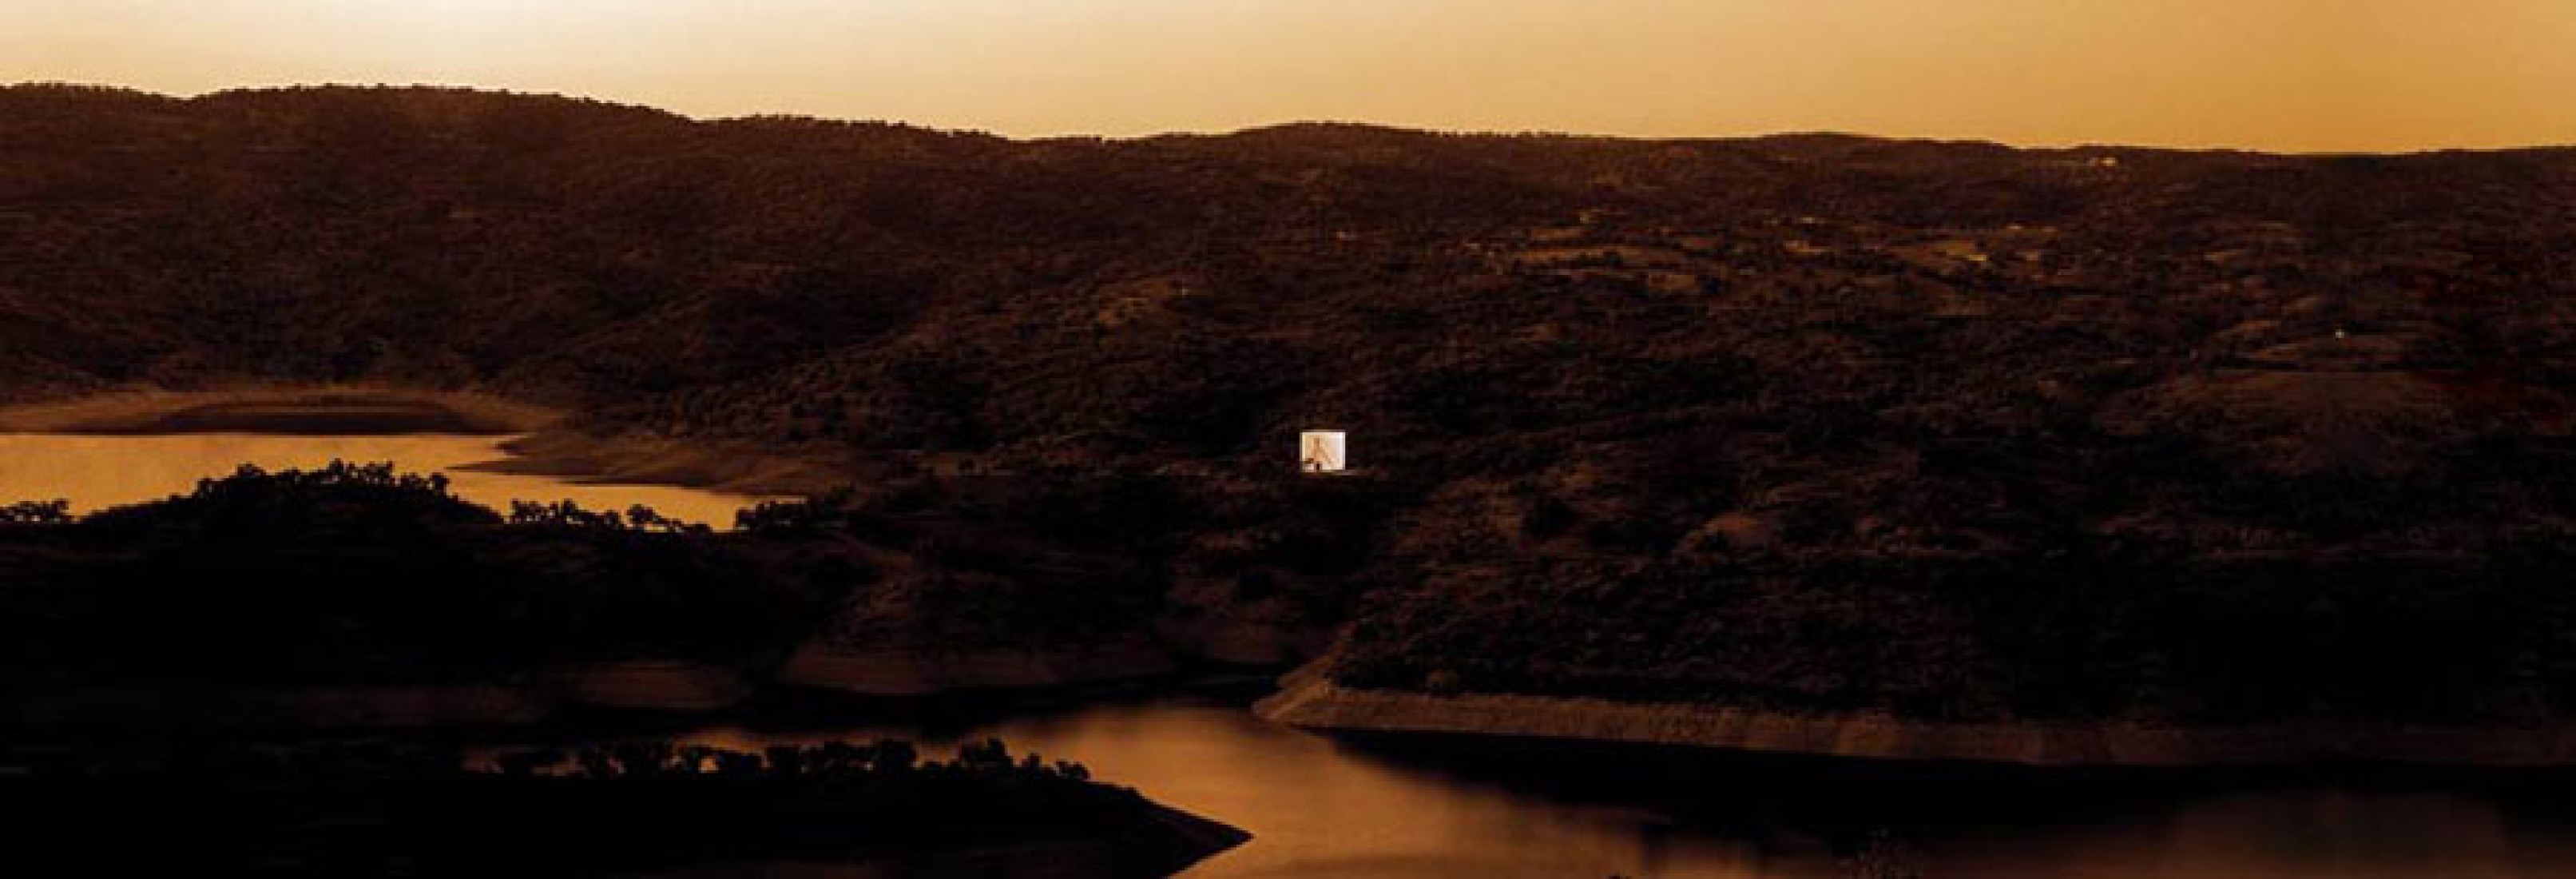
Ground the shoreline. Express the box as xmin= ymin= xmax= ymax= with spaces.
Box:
xmin=0 ymin=387 xmax=565 ymax=436
xmin=468 ymin=429 xmax=859 ymax=498
xmin=1255 ymin=664 xmax=2576 ymax=768
xmin=0 ymin=387 xmax=855 ymax=497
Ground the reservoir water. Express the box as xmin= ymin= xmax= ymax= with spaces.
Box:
xmin=0 ymin=432 xmax=768 ymax=527
xmin=665 ymin=693 xmax=2576 ymax=879
xmin=14 ymin=429 xmax=2576 ymax=877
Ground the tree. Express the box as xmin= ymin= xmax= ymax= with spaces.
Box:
xmin=0 ymin=499 xmax=72 ymax=526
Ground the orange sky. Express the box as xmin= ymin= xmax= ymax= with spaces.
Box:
xmin=7 ymin=0 xmax=2575 ymax=152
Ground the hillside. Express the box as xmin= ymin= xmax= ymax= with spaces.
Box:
xmin=11 ymin=84 xmax=2576 ymax=731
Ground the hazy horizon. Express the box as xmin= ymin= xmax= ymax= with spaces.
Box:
xmin=7 ymin=1 xmax=2576 ymax=153
xmin=21 ymin=78 xmax=2576 ymax=158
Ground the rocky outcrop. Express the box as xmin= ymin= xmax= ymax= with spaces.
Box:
xmin=1256 ymin=664 xmax=2576 ymax=767
xmin=472 ymin=429 xmax=855 ymax=496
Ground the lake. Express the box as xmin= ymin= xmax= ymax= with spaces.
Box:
xmin=18 ymin=430 xmax=2576 ymax=877
xmin=659 ymin=692 xmax=2576 ymax=879
xmin=0 ymin=432 xmax=771 ymax=527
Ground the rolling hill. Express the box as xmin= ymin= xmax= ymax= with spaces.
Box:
xmin=12 ymin=83 xmax=2576 ymax=734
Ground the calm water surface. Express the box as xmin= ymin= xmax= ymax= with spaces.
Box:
xmin=20 ymin=432 xmax=2576 ymax=877
xmin=673 ymin=694 xmax=2576 ymax=879
xmin=0 ymin=432 xmax=768 ymax=527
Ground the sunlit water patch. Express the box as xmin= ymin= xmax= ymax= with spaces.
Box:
xmin=626 ymin=696 xmax=2576 ymax=879
xmin=0 ymin=432 xmax=772 ymax=527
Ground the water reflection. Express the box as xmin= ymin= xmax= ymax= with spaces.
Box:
xmin=661 ymin=694 xmax=2576 ymax=879
xmin=678 ymin=699 xmax=1817 ymax=878
xmin=0 ymin=432 xmax=770 ymax=527
xmin=17 ymin=432 xmax=2576 ymax=877
xmin=1932 ymin=789 xmax=2566 ymax=879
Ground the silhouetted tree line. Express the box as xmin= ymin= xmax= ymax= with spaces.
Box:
xmin=0 ymin=463 xmax=832 ymax=683
xmin=0 ymin=499 xmax=70 ymax=525
xmin=507 ymin=499 xmax=715 ymax=535
xmin=4 ymin=732 xmax=1231 ymax=878
xmin=486 ymin=738 xmax=1091 ymax=784
xmin=8 ymin=460 xmax=744 ymax=535
xmin=77 ymin=460 xmax=500 ymax=532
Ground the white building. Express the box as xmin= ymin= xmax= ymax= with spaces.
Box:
xmin=1300 ymin=431 xmax=1348 ymax=473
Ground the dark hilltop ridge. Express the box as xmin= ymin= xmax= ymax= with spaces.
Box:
xmin=10 ymin=84 xmax=2576 ymax=762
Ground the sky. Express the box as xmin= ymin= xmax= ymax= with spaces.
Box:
xmin=6 ymin=0 xmax=2575 ymax=153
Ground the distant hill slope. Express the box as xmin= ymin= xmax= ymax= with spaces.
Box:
xmin=11 ymin=84 xmax=2576 ymax=726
